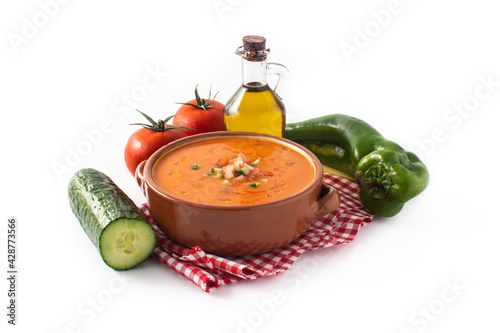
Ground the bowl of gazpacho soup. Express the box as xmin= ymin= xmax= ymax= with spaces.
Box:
xmin=136 ymin=131 xmax=340 ymax=256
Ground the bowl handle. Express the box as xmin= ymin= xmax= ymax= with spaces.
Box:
xmin=135 ymin=160 xmax=147 ymax=195
xmin=313 ymin=183 xmax=341 ymax=219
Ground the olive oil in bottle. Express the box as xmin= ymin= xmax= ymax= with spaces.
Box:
xmin=224 ymin=36 xmax=288 ymax=137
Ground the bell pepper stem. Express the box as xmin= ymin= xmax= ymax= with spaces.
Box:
xmin=355 ymin=171 xmax=378 ymax=189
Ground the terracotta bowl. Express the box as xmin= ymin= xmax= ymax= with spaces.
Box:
xmin=136 ymin=131 xmax=340 ymax=256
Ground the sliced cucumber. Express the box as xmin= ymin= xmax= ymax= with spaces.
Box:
xmin=211 ymin=167 xmax=223 ymax=174
xmin=236 ymin=166 xmax=250 ymax=176
xmin=68 ymin=168 xmax=157 ymax=271
xmin=99 ymin=218 xmax=157 ymax=271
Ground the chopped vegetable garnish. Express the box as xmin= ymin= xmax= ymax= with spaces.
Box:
xmin=211 ymin=167 xmax=223 ymax=174
xmin=197 ymin=153 xmax=273 ymax=187
xmin=236 ymin=166 xmax=250 ymax=176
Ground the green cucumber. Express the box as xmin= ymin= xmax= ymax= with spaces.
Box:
xmin=211 ymin=167 xmax=223 ymax=174
xmin=68 ymin=168 xmax=157 ymax=271
xmin=236 ymin=166 xmax=250 ymax=176
xmin=251 ymin=159 xmax=260 ymax=167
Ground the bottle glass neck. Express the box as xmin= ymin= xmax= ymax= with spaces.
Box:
xmin=242 ymin=59 xmax=268 ymax=87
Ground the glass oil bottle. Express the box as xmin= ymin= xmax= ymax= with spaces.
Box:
xmin=224 ymin=36 xmax=288 ymax=137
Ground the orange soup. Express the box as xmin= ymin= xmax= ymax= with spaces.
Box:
xmin=152 ymin=136 xmax=315 ymax=205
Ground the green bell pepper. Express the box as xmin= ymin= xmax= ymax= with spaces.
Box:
xmin=285 ymin=114 xmax=429 ymax=217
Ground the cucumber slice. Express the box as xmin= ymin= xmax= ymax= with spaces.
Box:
xmin=99 ymin=218 xmax=157 ymax=270
xmin=68 ymin=168 xmax=157 ymax=271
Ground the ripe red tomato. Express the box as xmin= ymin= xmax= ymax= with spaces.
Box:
xmin=172 ymin=85 xmax=225 ymax=136
xmin=124 ymin=111 xmax=188 ymax=176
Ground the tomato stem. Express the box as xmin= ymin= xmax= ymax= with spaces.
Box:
xmin=174 ymin=84 xmax=219 ymax=110
xmin=130 ymin=110 xmax=195 ymax=132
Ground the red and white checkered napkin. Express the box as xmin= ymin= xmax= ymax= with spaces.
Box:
xmin=139 ymin=173 xmax=374 ymax=292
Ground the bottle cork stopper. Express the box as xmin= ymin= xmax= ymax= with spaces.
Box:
xmin=240 ymin=35 xmax=268 ymax=61
xmin=243 ymin=35 xmax=266 ymax=51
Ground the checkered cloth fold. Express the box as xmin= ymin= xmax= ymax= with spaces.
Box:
xmin=140 ymin=173 xmax=373 ymax=292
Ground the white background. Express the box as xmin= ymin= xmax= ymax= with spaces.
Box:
xmin=1 ymin=0 xmax=500 ymax=332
